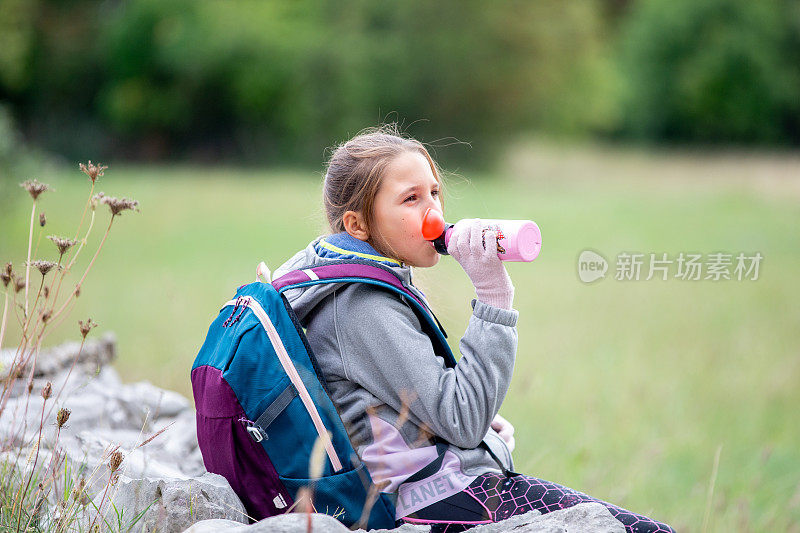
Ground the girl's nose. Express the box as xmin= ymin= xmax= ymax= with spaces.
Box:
xmin=421 ymin=193 xmax=441 ymax=212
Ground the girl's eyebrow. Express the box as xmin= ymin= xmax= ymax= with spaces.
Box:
xmin=397 ymin=182 xmax=438 ymax=197
xmin=397 ymin=185 xmax=420 ymax=197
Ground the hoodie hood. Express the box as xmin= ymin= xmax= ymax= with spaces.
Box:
xmin=273 ymin=232 xmax=423 ymax=323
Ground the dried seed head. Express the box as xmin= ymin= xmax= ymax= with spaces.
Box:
xmin=14 ymin=277 xmax=25 ymax=293
xmin=79 ymin=161 xmax=108 ymax=183
xmin=102 ymin=195 xmax=139 ymax=217
xmin=0 ymin=263 xmax=11 ymax=287
xmin=57 ymin=407 xmax=71 ymax=428
xmin=43 ymin=287 xmax=49 ymax=299
xmin=41 ymin=382 xmax=52 ymax=400
xmin=27 ymin=377 xmax=33 ymax=394
xmin=20 ymin=179 xmax=49 ymax=201
xmin=108 ymin=451 xmax=124 ymax=472
xmin=78 ymin=318 xmax=97 ymax=339
xmin=26 ymin=260 xmax=59 ymax=276
xmin=32 ymin=494 xmax=45 ymax=516
xmin=11 ymin=363 xmax=24 ymax=379
xmin=74 ymin=286 xmax=81 ymax=297
xmin=72 ymin=477 xmax=86 ymax=501
xmin=40 ymin=309 xmax=52 ymax=323
xmin=48 ymin=235 xmax=77 ymax=255
xmin=39 ymin=212 xmax=46 ymax=227
xmin=90 ymin=191 xmax=105 ymax=211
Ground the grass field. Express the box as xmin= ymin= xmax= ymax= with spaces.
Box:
xmin=1 ymin=144 xmax=798 ymax=531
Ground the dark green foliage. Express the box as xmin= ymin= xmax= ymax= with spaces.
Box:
xmin=0 ymin=0 xmax=608 ymax=164
xmin=0 ymin=0 xmax=797 ymax=165
xmin=616 ymin=0 xmax=800 ymax=144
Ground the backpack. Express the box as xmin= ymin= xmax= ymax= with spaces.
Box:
xmin=190 ymin=260 xmax=457 ymax=529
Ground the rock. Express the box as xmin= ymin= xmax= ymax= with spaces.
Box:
xmin=469 ymin=503 xmax=624 ymax=533
xmin=85 ymin=472 xmax=247 ymax=533
xmin=0 ymin=337 xmax=629 ymax=533
xmin=183 ymin=503 xmax=623 ymax=533
xmin=0 ymin=333 xmax=116 ymax=382
xmin=184 ymin=513 xmax=350 ymax=533
xmin=183 ymin=519 xmax=249 ymax=533
xmin=365 ymin=522 xmax=431 ymax=533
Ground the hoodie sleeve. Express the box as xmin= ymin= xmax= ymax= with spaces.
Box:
xmin=325 ymin=283 xmax=518 ymax=449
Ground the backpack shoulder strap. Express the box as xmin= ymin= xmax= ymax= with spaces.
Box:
xmin=272 ymin=264 xmax=514 ymax=479
xmin=272 ymin=261 xmax=457 ymax=368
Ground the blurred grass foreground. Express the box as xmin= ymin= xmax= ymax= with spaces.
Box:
xmin=1 ymin=142 xmax=798 ymax=531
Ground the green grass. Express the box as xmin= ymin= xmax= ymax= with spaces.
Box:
xmin=1 ymin=148 xmax=799 ymax=531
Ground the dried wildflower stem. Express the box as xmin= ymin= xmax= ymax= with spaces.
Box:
xmin=68 ymin=207 xmax=96 ymax=270
xmin=0 ymin=313 xmax=39 ymax=414
xmin=23 ymin=466 xmax=57 ymax=533
xmin=44 ymin=214 xmax=95 ymax=336
xmin=23 ymin=276 xmax=46 ymax=335
xmin=7 ymin=275 xmax=47 ymax=392
xmin=357 ymin=483 xmax=381 ymax=529
xmin=45 ymin=337 xmax=85 ymax=421
xmin=24 ymin=201 xmax=36 ymax=317
xmin=12 ymin=391 xmax=47 ymax=531
xmin=0 ymin=290 xmax=8 ymax=353
xmin=11 ymin=288 xmax=24 ymax=328
xmin=1 ymin=325 xmax=44 ymax=427
xmin=73 ymin=181 xmax=96 ymax=242
xmin=88 ymin=465 xmax=117 ymax=533
xmin=40 ymin=299 xmax=76 ymax=345
xmin=9 ymin=263 xmax=53 ymax=377
xmin=44 ymin=419 xmax=65 ymax=484
xmin=702 ymin=444 xmax=722 ymax=533
xmin=51 ymin=215 xmax=114 ymax=326
xmin=42 ymin=210 xmax=95 ymax=334
xmin=32 ymin=230 xmax=44 ymax=273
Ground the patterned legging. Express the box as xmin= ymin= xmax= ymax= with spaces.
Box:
xmin=401 ymin=472 xmax=675 ymax=533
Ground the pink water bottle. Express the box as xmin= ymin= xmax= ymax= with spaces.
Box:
xmin=421 ymin=208 xmax=542 ymax=262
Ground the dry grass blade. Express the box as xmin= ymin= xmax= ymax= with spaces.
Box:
xmin=134 ymin=421 xmax=176 ymax=450
xmin=701 ymin=444 xmax=723 ymax=533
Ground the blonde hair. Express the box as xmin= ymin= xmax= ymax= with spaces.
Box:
xmin=323 ymin=124 xmax=444 ymax=258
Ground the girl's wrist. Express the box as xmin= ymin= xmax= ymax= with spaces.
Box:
xmin=476 ymin=287 xmax=514 ymax=310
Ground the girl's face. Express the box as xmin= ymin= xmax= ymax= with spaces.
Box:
xmin=370 ymin=151 xmax=443 ymax=268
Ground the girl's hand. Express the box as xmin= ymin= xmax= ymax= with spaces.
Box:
xmin=491 ymin=413 xmax=516 ymax=453
xmin=447 ymin=218 xmax=515 ymax=309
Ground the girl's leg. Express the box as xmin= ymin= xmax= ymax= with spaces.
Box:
xmin=402 ymin=472 xmax=675 ymax=533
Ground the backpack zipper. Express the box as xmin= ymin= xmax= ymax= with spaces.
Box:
xmin=223 ymin=296 xmax=343 ymax=473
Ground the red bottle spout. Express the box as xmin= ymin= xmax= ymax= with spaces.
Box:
xmin=422 ymin=208 xmax=446 ymax=240
xmin=422 ymin=208 xmax=453 ymax=255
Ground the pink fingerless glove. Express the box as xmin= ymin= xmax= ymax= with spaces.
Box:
xmin=447 ymin=218 xmax=515 ymax=310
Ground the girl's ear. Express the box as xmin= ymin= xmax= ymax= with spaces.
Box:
xmin=342 ymin=210 xmax=369 ymax=241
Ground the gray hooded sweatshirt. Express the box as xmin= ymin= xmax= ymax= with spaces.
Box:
xmin=273 ymin=233 xmax=518 ymax=518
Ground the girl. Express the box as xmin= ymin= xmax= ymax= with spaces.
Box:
xmin=273 ymin=126 xmax=674 ymax=533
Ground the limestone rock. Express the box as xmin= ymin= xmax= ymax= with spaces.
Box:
xmin=86 ymin=472 xmax=247 ymax=533
xmin=470 ymin=503 xmax=624 ymax=532
xmin=1 ymin=338 xmax=629 ymax=533
xmin=184 ymin=513 xmax=350 ymax=533
xmin=184 ymin=503 xmax=623 ymax=533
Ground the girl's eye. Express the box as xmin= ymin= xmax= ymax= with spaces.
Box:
xmin=404 ymin=189 xmax=438 ymax=203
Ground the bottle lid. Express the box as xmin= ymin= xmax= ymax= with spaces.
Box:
xmin=421 ymin=208 xmax=446 ymax=240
